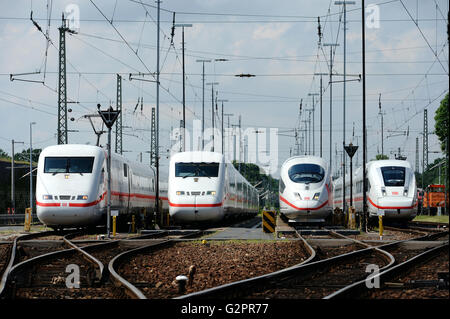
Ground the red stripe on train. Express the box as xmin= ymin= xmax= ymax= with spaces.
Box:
xmin=279 ymin=195 xmax=329 ymax=211
xmin=37 ymin=191 xmax=168 ymax=208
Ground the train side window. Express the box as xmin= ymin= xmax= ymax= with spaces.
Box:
xmin=124 ymin=163 xmax=128 ymax=177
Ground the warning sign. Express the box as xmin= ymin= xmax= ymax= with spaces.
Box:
xmin=262 ymin=210 xmax=276 ymax=233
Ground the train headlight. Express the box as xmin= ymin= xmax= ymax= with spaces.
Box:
xmin=42 ymin=195 xmax=53 ymax=200
xmin=381 ymin=187 xmax=386 ymax=196
xmin=207 ymin=191 xmax=216 ymax=195
xmin=176 ymin=191 xmax=185 ymax=195
xmin=313 ymin=192 xmax=320 ymax=200
xmin=294 ymin=192 xmax=302 ymax=200
xmin=77 ymin=195 xmax=88 ymax=200
xmin=404 ymin=188 xmax=408 ymax=196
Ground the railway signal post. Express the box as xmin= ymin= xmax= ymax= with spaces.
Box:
xmin=344 ymin=143 xmax=358 ymax=226
xmin=98 ymin=104 xmax=121 ymax=238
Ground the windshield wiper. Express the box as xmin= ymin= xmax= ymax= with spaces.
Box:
xmin=196 ymin=167 xmax=211 ymax=179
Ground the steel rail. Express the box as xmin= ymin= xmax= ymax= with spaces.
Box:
xmin=1 ymin=229 xmax=172 ymax=298
xmin=108 ymin=230 xmax=203 ymax=299
xmin=0 ymin=230 xmax=56 ymax=297
xmin=176 ymin=237 xmax=392 ymax=299
xmin=322 ymin=226 xmax=448 ymax=299
xmin=328 ymin=230 xmax=396 ymax=269
xmin=325 ymin=241 xmax=449 ymax=299
xmin=408 ymin=220 xmax=449 ymax=229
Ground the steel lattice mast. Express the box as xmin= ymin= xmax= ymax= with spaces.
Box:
xmin=150 ymin=107 xmax=156 ymax=166
xmin=57 ymin=15 xmax=69 ymax=145
xmin=115 ymin=74 xmax=123 ymax=154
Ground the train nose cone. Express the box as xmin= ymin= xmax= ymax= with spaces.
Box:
xmin=37 ymin=206 xmax=99 ymax=227
xmin=170 ymin=206 xmax=223 ymax=222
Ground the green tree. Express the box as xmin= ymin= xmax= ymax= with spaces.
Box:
xmin=232 ymin=161 xmax=280 ymax=209
xmin=415 ymin=157 xmax=447 ymax=189
xmin=0 ymin=148 xmax=9 ymax=159
xmin=14 ymin=148 xmax=42 ymax=163
xmin=434 ymin=93 xmax=449 ymax=154
xmin=375 ymin=154 xmax=389 ymax=160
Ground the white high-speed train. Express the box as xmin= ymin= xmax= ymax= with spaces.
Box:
xmin=168 ymin=151 xmax=259 ymax=223
xmin=333 ymin=159 xmax=417 ymax=220
xmin=279 ymin=156 xmax=333 ymax=222
xmin=36 ymin=144 xmax=168 ymax=228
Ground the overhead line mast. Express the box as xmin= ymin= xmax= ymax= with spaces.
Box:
xmin=115 ymin=74 xmax=123 ymax=154
xmin=155 ymin=0 xmax=161 ymax=225
xmin=57 ymin=14 xmax=76 ymax=144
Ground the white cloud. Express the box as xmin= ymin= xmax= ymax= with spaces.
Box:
xmin=252 ymin=23 xmax=291 ymax=40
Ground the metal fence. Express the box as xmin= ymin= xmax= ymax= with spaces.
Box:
xmin=0 ymin=214 xmax=41 ymax=226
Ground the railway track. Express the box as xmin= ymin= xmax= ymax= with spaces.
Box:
xmin=175 ymin=224 xmax=448 ymax=299
xmin=367 ymin=247 xmax=449 ymax=299
xmin=1 ymin=221 xmax=447 ymax=299
xmin=0 ymin=229 xmax=177 ymax=299
xmin=110 ymin=233 xmax=315 ymax=299
xmin=0 ymin=243 xmax=12 ymax=279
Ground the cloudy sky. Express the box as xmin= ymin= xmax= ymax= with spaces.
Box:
xmin=0 ymin=0 xmax=448 ymax=178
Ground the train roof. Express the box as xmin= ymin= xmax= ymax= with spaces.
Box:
xmin=281 ymin=155 xmax=329 ymax=169
xmin=334 ymin=159 xmax=413 ymax=186
xmin=39 ymin=144 xmax=157 ymax=175
xmin=367 ymin=159 xmax=412 ymax=169
xmin=40 ymin=144 xmax=104 ymax=156
xmin=170 ymin=151 xmax=224 ymax=163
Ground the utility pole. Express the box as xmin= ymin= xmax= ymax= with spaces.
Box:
xmin=232 ymin=117 xmax=242 ymax=171
xmin=224 ymin=113 xmax=234 ymax=158
xmin=301 ymin=120 xmax=309 ymax=155
xmin=423 ymin=109 xmax=428 ymax=189
xmin=150 ymin=107 xmax=156 ymax=165
xmin=115 ymin=74 xmax=123 ymax=154
xmin=307 ymin=108 xmax=313 ymax=155
xmin=179 ymin=120 xmax=184 ymax=152
xmin=446 ymin=9 xmax=449 ymax=216
xmin=297 ymin=99 xmax=303 ymax=156
xmin=314 ymin=73 xmax=327 ymax=157
xmin=362 ymin=0 xmax=368 ymax=232
xmin=196 ymin=59 xmax=211 ymax=150
xmin=336 ymin=1 xmax=355 ymax=217
xmin=174 ymin=24 xmax=193 ymax=152
xmin=11 ymin=140 xmax=24 ymax=215
xmin=155 ymin=0 xmax=161 ymax=226
xmin=206 ymin=82 xmax=219 ymax=151
xmin=238 ymin=115 xmax=242 ymax=172
xmin=218 ymin=99 xmax=228 ymax=154
xmin=30 ymin=122 xmax=36 ymax=215
xmin=57 ymin=14 xmax=76 ymax=145
xmin=379 ymin=93 xmax=383 ymax=157
xmin=415 ymin=136 xmax=419 ymax=173
xmin=308 ymin=93 xmax=319 ymax=156
xmin=323 ymin=43 xmax=339 ymax=174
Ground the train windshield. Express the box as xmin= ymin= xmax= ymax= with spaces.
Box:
xmin=381 ymin=166 xmax=405 ymax=186
xmin=44 ymin=157 xmax=95 ymax=174
xmin=288 ymin=164 xmax=325 ymax=183
xmin=175 ymin=162 xmax=220 ymax=178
